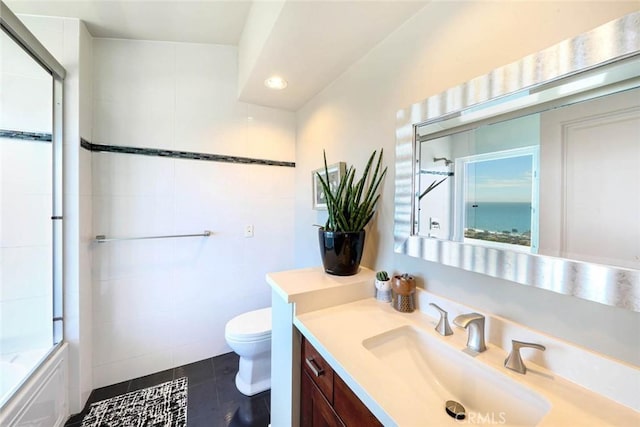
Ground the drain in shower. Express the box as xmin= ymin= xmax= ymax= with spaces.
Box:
xmin=445 ymin=400 xmax=466 ymax=420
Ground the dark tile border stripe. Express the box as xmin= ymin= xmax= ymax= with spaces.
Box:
xmin=420 ymin=170 xmax=454 ymax=176
xmin=81 ymin=138 xmax=295 ymax=168
xmin=0 ymin=129 xmax=52 ymax=142
xmin=3 ymin=131 xmax=295 ymax=167
xmin=80 ymin=138 xmax=92 ymax=151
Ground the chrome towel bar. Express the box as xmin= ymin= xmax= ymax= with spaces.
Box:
xmin=95 ymin=230 xmax=212 ymax=243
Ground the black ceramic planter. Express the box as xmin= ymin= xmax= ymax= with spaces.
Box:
xmin=318 ymin=228 xmax=365 ymax=276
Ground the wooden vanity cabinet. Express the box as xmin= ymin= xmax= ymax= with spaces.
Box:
xmin=301 ymin=370 xmax=344 ymax=427
xmin=301 ymin=336 xmax=382 ymax=427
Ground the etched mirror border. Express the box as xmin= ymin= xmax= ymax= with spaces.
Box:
xmin=394 ymin=12 xmax=640 ymax=311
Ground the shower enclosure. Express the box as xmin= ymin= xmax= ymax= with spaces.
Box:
xmin=0 ymin=3 xmax=64 ymax=409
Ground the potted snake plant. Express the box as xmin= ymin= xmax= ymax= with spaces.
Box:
xmin=316 ymin=149 xmax=387 ymax=276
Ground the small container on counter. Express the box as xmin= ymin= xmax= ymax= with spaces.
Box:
xmin=391 ymin=274 xmax=416 ymax=313
xmin=374 ymin=270 xmax=392 ymax=302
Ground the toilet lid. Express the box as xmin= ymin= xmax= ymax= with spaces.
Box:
xmin=225 ymin=307 xmax=272 ymax=341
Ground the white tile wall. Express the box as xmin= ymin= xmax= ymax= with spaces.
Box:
xmin=0 ymin=194 xmax=52 ymax=248
xmin=91 ymin=38 xmax=296 ymax=387
xmin=175 ymin=43 xmax=247 ymax=156
xmin=93 ymin=154 xmax=174 ymax=197
xmin=0 ymin=246 xmax=51 ymax=301
xmin=0 ymin=30 xmax=52 ymax=133
xmin=0 ymin=139 xmax=52 ymax=196
xmin=0 ymin=295 xmax=52 ymax=353
xmin=246 ymin=104 xmax=296 ymax=162
xmin=0 ymin=74 xmax=52 ymax=133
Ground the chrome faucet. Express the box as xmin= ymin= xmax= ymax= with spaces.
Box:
xmin=453 ymin=312 xmax=486 ymax=352
xmin=429 ymin=303 xmax=453 ymax=336
xmin=504 ymin=340 xmax=546 ymax=374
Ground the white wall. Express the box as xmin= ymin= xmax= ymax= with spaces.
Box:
xmin=295 ymin=1 xmax=640 ymax=365
xmin=77 ymin=20 xmax=94 ymax=411
xmin=91 ymin=38 xmax=296 ymax=388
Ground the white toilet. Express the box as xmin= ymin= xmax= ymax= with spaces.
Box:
xmin=224 ymin=307 xmax=272 ymax=396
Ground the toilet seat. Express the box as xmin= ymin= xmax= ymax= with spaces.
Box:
xmin=225 ymin=307 xmax=271 ymax=342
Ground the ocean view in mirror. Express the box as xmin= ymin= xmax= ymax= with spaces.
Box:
xmin=464 ymin=202 xmax=532 ymax=247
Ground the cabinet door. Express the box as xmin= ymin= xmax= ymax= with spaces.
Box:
xmin=301 ymin=369 xmax=314 ymax=426
xmin=301 ymin=371 xmax=344 ymax=427
xmin=334 ymin=375 xmax=382 ymax=427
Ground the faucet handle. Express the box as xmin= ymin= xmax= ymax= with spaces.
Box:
xmin=429 ymin=303 xmax=453 ymax=336
xmin=504 ymin=340 xmax=546 ymax=374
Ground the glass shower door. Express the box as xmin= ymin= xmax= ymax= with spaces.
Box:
xmin=0 ymin=27 xmax=58 ymax=407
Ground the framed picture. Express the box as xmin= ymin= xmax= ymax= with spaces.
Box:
xmin=312 ymin=162 xmax=346 ymax=210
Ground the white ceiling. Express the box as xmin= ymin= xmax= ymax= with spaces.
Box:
xmin=5 ymin=0 xmax=254 ymax=44
xmin=5 ymin=0 xmax=426 ymax=110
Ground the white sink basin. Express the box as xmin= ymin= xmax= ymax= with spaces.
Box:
xmin=362 ymin=325 xmax=551 ymax=426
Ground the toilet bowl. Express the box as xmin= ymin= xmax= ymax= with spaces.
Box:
xmin=224 ymin=307 xmax=272 ymax=396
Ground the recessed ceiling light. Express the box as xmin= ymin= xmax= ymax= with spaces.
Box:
xmin=264 ymin=76 xmax=288 ymax=90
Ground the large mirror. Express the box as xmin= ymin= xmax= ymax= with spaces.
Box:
xmin=395 ymin=12 xmax=640 ymax=311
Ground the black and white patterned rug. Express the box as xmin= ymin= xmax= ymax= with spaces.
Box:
xmin=81 ymin=377 xmax=188 ymax=427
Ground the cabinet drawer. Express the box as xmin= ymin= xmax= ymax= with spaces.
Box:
xmin=302 ymin=337 xmax=334 ymax=403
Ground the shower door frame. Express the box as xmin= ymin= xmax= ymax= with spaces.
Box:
xmin=0 ymin=0 xmax=66 ymax=399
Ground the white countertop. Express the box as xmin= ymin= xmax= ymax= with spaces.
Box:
xmin=267 ymin=266 xmax=376 ymax=304
xmin=267 ymin=267 xmax=640 ymax=426
xmin=267 ymin=266 xmax=377 ymax=315
xmin=295 ymin=299 xmax=640 ymax=426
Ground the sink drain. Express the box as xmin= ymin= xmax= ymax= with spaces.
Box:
xmin=445 ymin=400 xmax=466 ymax=420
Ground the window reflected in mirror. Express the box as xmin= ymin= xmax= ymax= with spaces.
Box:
xmin=460 ymin=148 xmax=537 ymax=251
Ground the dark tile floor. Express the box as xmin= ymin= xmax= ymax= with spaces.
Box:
xmin=65 ymin=352 xmax=270 ymax=427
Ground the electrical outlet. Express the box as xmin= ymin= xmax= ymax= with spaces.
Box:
xmin=244 ymin=225 xmax=254 ymax=238
xmin=430 ymin=217 xmax=441 ymax=230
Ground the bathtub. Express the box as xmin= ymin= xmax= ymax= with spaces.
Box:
xmin=0 ymin=344 xmax=68 ymax=427
xmin=0 ymin=361 xmax=29 ymax=404
xmin=0 ymin=348 xmax=49 ymax=406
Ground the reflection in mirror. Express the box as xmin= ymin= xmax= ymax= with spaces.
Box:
xmin=539 ymin=88 xmax=639 ymax=269
xmin=395 ymin=12 xmax=640 ymax=311
xmin=416 ymin=86 xmax=639 ymax=270
xmin=418 ymin=114 xmax=540 ymax=253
